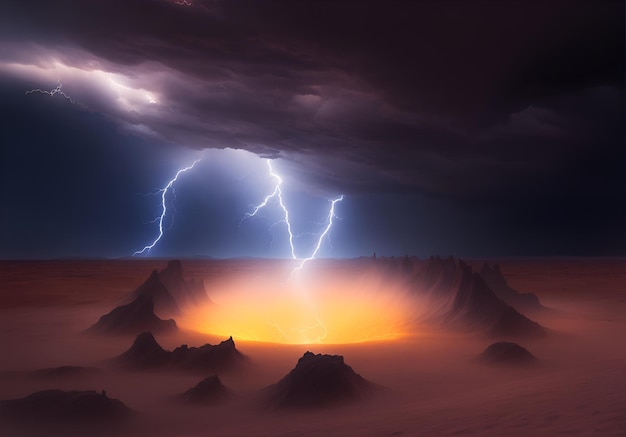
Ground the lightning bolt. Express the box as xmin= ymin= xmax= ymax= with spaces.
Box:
xmin=242 ymin=159 xmax=344 ymax=268
xmin=26 ymin=80 xmax=76 ymax=104
xmin=132 ymin=155 xmax=342 ymax=344
xmin=292 ymin=311 xmax=328 ymax=344
xmin=284 ymin=195 xmax=341 ymax=344
xmin=267 ymin=311 xmax=327 ymax=344
xmin=241 ymin=159 xmax=297 ymax=259
xmin=291 ymin=195 xmax=344 ymax=275
xmin=268 ymin=319 xmax=291 ymax=342
xmin=241 ymin=161 xmax=342 ymax=344
xmin=134 ymin=159 xmax=201 ymax=255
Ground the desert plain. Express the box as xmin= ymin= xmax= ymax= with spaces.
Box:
xmin=0 ymin=257 xmax=625 ymax=436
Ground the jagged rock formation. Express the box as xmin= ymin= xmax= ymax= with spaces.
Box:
xmin=408 ymin=256 xmax=547 ymax=338
xmin=115 ymin=331 xmax=170 ymax=369
xmin=113 ymin=332 xmax=245 ymax=372
xmin=86 ymin=294 xmax=177 ymax=335
xmin=0 ymin=390 xmax=131 ymax=425
xmin=169 ymin=336 xmax=243 ymax=371
xmin=158 ymin=260 xmax=212 ymax=307
xmin=479 ymin=263 xmax=547 ymax=314
xmin=131 ymin=269 xmax=181 ymax=316
xmin=87 ymin=260 xmax=210 ymax=336
xmin=261 ymin=351 xmax=379 ymax=408
xmin=487 ymin=306 xmax=546 ymax=338
xmin=478 ymin=341 xmax=538 ymax=366
xmin=178 ymin=375 xmax=232 ymax=405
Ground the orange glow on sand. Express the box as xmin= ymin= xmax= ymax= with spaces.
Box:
xmin=180 ymin=266 xmax=417 ymax=344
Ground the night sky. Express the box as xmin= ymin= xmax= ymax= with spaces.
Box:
xmin=0 ymin=0 xmax=624 ymax=259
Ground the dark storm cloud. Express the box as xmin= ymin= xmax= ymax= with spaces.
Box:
xmin=0 ymin=0 xmax=623 ymax=257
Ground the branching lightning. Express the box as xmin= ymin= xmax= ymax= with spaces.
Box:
xmin=241 ymin=159 xmax=297 ymax=259
xmin=135 ymin=155 xmax=342 ymax=264
xmin=292 ymin=311 xmax=328 ymax=343
xmin=242 ymin=159 xmax=344 ymax=269
xmin=131 ymin=153 xmax=345 ymax=344
xmin=268 ymin=310 xmax=327 ymax=344
xmin=241 ymin=160 xmax=343 ymax=343
xmin=134 ymin=159 xmax=201 ymax=255
xmin=25 ymin=80 xmax=76 ymax=104
xmin=268 ymin=319 xmax=291 ymax=342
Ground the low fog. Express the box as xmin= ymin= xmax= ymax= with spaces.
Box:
xmin=1 ymin=258 xmax=625 ymax=436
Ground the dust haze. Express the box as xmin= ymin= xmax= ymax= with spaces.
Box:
xmin=1 ymin=258 xmax=625 ymax=436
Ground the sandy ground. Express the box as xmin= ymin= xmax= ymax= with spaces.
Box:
xmin=0 ymin=258 xmax=625 ymax=436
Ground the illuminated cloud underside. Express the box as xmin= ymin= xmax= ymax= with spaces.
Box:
xmin=2 ymin=0 xmax=621 ymax=260
xmin=0 ymin=49 xmax=423 ymax=197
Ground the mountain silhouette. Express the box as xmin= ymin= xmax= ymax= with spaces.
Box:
xmin=131 ymin=269 xmax=180 ymax=316
xmin=169 ymin=336 xmax=244 ymax=371
xmin=115 ymin=331 xmax=170 ymax=369
xmin=86 ymin=294 xmax=177 ymax=336
xmin=479 ymin=263 xmax=548 ymax=314
xmin=178 ymin=375 xmax=232 ymax=405
xmin=158 ymin=260 xmax=212 ymax=307
xmin=262 ymin=351 xmax=379 ymax=408
xmin=114 ymin=332 xmax=245 ymax=372
xmin=409 ymin=256 xmax=547 ymax=338
xmin=487 ymin=306 xmax=546 ymax=338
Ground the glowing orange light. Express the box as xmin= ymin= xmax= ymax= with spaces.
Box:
xmin=180 ymin=267 xmax=415 ymax=344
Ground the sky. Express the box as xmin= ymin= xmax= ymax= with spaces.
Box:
xmin=0 ymin=0 xmax=624 ymax=259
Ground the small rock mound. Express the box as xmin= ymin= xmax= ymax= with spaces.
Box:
xmin=478 ymin=341 xmax=538 ymax=366
xmin=262 ymin=351 xmax=379 ymax=408
xmin=0 ymin=389 xmax=131 ymax=426
xmin=179 ymin=375 xmax=232 ymax=405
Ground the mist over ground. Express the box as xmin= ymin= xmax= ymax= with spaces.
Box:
xmin=1 ymin=258 xmax=625 ymax=436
